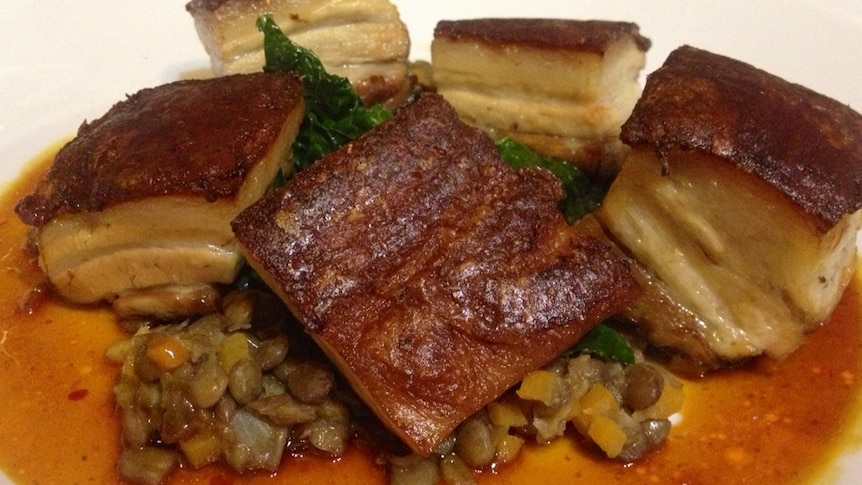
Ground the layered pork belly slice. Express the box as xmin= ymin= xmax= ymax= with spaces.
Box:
xmin=431 ymin=18 xmax=651 ymax=177
xmin=597 ymin=46 xmax=862 ymax=372
xmin=186 ymin=0 xmax=411 ymax=109
xmin=14 ymin=73 xmax=305 ymax=319
xmin=231 ymin=93 xmax=640 ymax=454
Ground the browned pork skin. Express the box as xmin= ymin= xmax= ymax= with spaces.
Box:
xmin=14 ymin=72 xmax=305 ymax=319
xmin=232 ymin=93 xmax=640 ymax=454
xmin=432 ymin=18 xmax=651 ymax=177
xmin=186 ymin=0 xmax=411 ymax=110
xmin=597 ymin=45 xmax=862 ymax=373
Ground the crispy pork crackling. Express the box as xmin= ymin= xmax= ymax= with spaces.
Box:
xmin=15 ymin=72 xmax=305 ymax=319
xmin=597 ymin=46 xmax=862 ymax=372
xmin=432 ymin=18 xmax=651 ymax=177
xmin=186 ymin=0 xmax=411 ymax=109
xmin=231 ymin=93 xmax=640 ymax=454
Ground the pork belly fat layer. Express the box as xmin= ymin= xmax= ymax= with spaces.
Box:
xmin=431 ymin=18 xmax=650 ymax=173
xmin=232 ymin=93 xmax=640 ymax=454
xmin=36 ymin=196 xmax=244 ymax=306
xmin=186 ymin=0 xmax=411 ymax=109
xmin=599 ymin=46 xmax=862 ymax=371
xmin=600 ymin=149 xmax=860 ymax=367
xmin=15 ymin=73 xmax=305 ymax=309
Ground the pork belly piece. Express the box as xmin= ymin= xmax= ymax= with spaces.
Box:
xmin=596 ymin=46 xmax=862 ymax=372
xmin=231 ymin=93 xmax=640 ymax=454
xmin=14 ymin=72 xmax=305 ymax=319
xmin=431 ymin=18 xmax=651 ymax=177
xmin=186 ymin=0 xmax=411 ymax=109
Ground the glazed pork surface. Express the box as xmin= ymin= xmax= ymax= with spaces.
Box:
xmin=431 ymin=18 xmax=651 ymax=177
xmin=186 ymin=0 xmax=411 ymax=109
xmin=597 ymin=46 xmax=862 ymax=372
xmin=14 ymin=72 xmax=305 ymax=319
xmin=231 ymin=93 xmax=640 ymax=454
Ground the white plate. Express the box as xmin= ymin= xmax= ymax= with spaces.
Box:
xmin=2 ymin=1 xmax=861 ymax=483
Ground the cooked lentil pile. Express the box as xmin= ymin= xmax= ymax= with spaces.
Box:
xmin=106 ymin=289 xmax=682 ymax=485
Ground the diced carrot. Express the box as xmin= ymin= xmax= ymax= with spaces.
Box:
xmin=587 ymin=414 xmax=627 ymax=458
xmin=146 ymin=336 xmax=190 ymax=371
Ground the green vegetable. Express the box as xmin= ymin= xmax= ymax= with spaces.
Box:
xmin=257 ymin=15 xmax=391 ymax=172
xmin=495 ymin=138 xmax=604 ymax=224
xmin=566 ymin=324 xmax=635 ymax=366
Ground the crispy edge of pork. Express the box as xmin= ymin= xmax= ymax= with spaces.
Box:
xmin=16 ymin=73 xmax=305 ymax=311
xmin=620 ymin=45 xmax=862 ymax=226
xmin=186 ymin=0 xmax=411 ymax=109
xmin=231 ymin=92 xmax=640 ymax=453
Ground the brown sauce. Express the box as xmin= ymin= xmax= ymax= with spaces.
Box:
xmin=0 ymin=148 xmax=860 ymax=485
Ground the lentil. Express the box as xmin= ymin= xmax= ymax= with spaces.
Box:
xmin=108 ymin=290 xmax=681 ymax=484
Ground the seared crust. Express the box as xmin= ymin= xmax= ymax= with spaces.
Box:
xmin=434 ymin=18 xmax=651 ymax=53
xmin=15 ymin=72 xmax=304 ymax=227
xmin=232 ymin=93 xmax=639 ymax=453
xmin=621 ymin=45 xmax=862 ymax=226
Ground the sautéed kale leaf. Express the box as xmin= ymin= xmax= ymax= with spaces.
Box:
xmin=566 ymin=324 xmax=636 ymax=366
xmin=257 ymin=15 xmax=391 ymax=172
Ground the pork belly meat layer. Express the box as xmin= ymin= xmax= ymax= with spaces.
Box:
xmin=597 ymin=46 xmax=862 ymax=371
xmin=15 ymin=73 xmax=305 ymax=318
xmin=432 ymin=18 xmax=650 ymax=176
xmin=186 ymin=0 xmax=411 ymax=109
xmin=232 ymin=93 xmax=639 ymax=454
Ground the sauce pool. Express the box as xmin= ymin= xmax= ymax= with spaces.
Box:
xmin=0 ymin=148 xmax=861 ymax=485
